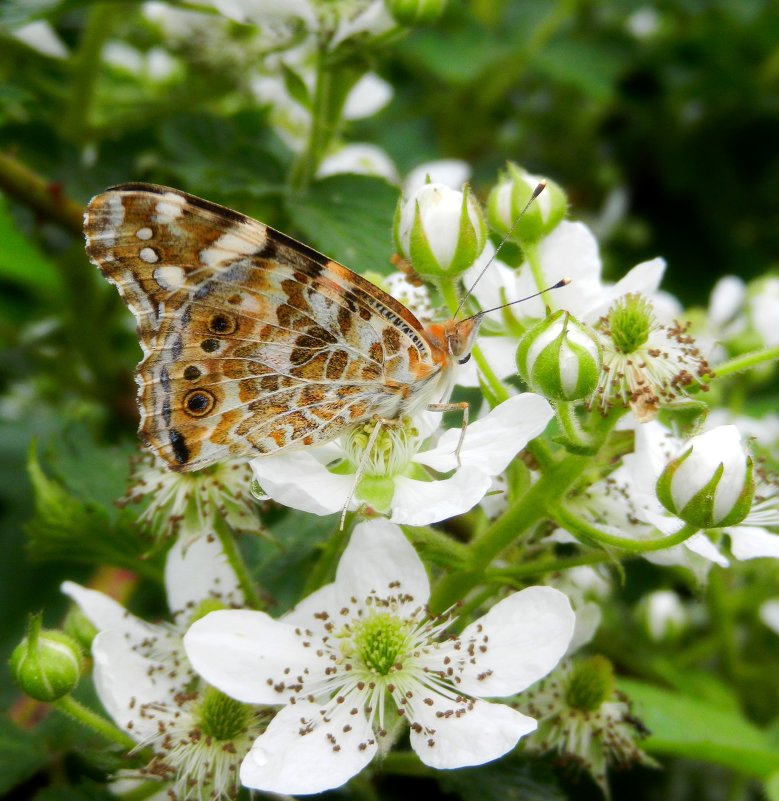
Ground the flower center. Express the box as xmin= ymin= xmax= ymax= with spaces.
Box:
xmin=564 ymin=655 xmax=614 ymax=712
xmin=350 ymin=612 xmax=408 ymax=675
xmin=342 ymin=417 xmax=420 ymax=477
xmin=196 ymin=686 xmax=252 ymax=741
xmin=605 ymin=294 xmax=654 ymax=353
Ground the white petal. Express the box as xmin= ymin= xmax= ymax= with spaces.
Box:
xmin=164 ymin=534 xmax=244 ymax=622
xmin=456 ymin=336 xmax=518 ymax=387
xmin=404 ymin=159 xmax=471 ymax=192
xmin=61 ymin=581 xmax=152 ymax=642
xmin=410 ymin=698 xmax=536 ymax=769
xmin=727 ymin=525 xmax=779 ymax=560
xmin=391 ymin=467 xmax=492 ymax=526
xmin=282 ymin=582 xmax=338 ymax=635
xmin=251 ymin=451 xmax=352 ymax=516
xmin=759 ymin=599 xmax=779 ymax=635
xmin=184 ymin=610 xmax=315 ymax=705
xmin=240 ymin=701 xmax=376 ymax=794
xmin=317 ymin=143 xmax=399 ymax=183
xmin=415 ymin=393 xmax=553 ymax=475
xmin=334 ymin=520 xmax=430 ymax=608
xmin=567 ymin=601 xmax=602 ymax=654
xmin=13 ymin=21 xmax=68 ymax=58
xmin=91 ymin=631 xmax=180 ymax=741
xmin=343 ymin=73 xmax=393 ymax=120
xmin=456 ymin=586 xmax=575 ymax=696
xmin=683 ymin=532 xmax=730 ymax=566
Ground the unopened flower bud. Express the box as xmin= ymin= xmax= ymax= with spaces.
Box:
xmin=487 ymin=163 xmax=567 ymax=244
xmin=387 ymin=0 xmax=447 ymax=26
xmin=637 ymin=590 xmax=689 ymax=643
xmin=656 ymin=425 xmax=755 ymax=528
xmin=394 ymin=182 xmax=487 ymax=280
xmin=516 ymin=310 xmax=601 ymax=401
xmin=10 ymin=614 xmax=81 ymax=702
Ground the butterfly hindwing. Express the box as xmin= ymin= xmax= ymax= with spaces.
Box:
xmin=85 ymin=183 xmax=438 ymax=471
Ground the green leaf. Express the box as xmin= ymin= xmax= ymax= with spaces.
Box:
xmin=0 ymin=716 xmax=47 ymax=795
xmin=438 ymin=755 xmax=566 ymax=801
xmin=281 ymin=64 xmax=311 ymax=110
xmin=619 ymin=679 xmax=779 ymax=778
xmin=0 ymin=194 xmax=61 ymax=292
xmin=25 ymin=444 xmax=161 ymax=581
xmin=286 ymin=174 xmax=398 ymax=274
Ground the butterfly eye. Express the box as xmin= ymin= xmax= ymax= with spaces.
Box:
xmin=458 ymin=354 xmax=471 ymax=365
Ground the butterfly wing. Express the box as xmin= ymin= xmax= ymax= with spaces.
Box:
xmin=85 ymin=183 xmax=439 ymax=471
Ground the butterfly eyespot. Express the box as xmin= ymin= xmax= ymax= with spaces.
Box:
xmin=183 ymin=365 xmax=201 ymax=381
xmin=201 ymin=338 xmax=220 ymax=353
xmin=209 ymin=313 xmax=236 ymax=334
xmin=458 ymin=354 xmax=471 ymax=365
xmin=184 ymin=389 xmax=215 ymax=416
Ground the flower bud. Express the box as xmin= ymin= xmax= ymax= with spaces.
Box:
xmin=516 ymin=310 xmax=601 ymax=401
xmin=394 ymin=182 xmax=487 ymax=280
xmin=656 ymin=425 xmax=755 ymax=529
xmin=387 ymin=0 xmax=447 ymax=26
xmin=10 ymin=614 xmax=81 ymax=702
xmin=636 ymin=590 xmax=689 ymax=643
xmin=487 ymin=162 xmax=567 ymax=244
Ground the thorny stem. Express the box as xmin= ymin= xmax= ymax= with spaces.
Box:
xmin=553 ymin=507 xmax=700 ymax=553
xmin=704 ymin=346 xmax=779 ymax=382
xmin=55 ymin=695 xmax=137 ymax=751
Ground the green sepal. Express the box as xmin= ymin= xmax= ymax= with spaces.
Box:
xmin=448 ymin=184 xmax=486 ymax=277
xmin=408 ymin=198 xmax=445 ymax=279
xmin=356 ymin=474 xmax=396 ymax=513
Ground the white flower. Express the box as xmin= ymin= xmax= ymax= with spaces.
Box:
xmin=404 ymin=159 xmax=472 ymax=192
xmin=748 ymin=275 xmax=779 ymax=348
xmin=250 ymin=393 xmax=554 ymax=526
xmin=639 ymin=590 xmax=690 ymax=641
xmin=122 ymin=455 xmax=263 ymax=545
xmin=184 ymin=520 xmax=575 ymax=794
xmin=759 ymin=599 xmax=779 ymax=635
xmin=343 ymin=72 xmax=394 ymax=119
xmin=12 ymin=21 xmax=68 ymax=58
xmin=317 ymin=143 xmax=399 ymax=182
xmin=62 ymin=537 xmax=259 ymax=801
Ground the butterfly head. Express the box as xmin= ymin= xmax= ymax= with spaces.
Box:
xmin=425 ymin=315 xmax=484 ymax=367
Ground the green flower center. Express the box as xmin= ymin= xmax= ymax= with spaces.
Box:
xmin=197 ymin=686 xmax=251 ymax=741
xmin=606 ymin=294 xmax=655 ymax=353
xmin=351 ymin=612 xmax=408 ymax=675
xmin=564 ymin=655 xmax=615 ymax=712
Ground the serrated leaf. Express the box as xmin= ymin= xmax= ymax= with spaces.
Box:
xmin=0 ymin=716 xmax=47 ymax=794
xmin=619 ymin=679 xmax=779 ymax=778
xmin=286 ymin=174 xmax=398 ymax=275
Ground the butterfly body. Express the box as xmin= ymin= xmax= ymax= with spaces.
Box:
xmin=85 ymin=184 xmax=481 ymax=471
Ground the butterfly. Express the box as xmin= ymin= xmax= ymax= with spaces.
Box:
xmin=84 ymin=183 xmax=482 ymax=472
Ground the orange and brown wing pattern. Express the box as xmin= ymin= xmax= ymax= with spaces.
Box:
xmin=85 ymin=183 xmax=442 ymax=471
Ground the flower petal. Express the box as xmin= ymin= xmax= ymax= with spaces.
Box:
xmin=61 ymin=581 xmax=152 ymax=642
xmin=456 ymin=586 xmax=575 ymax=696
xmin=415 ymin=393 xmax=553 ymax=475
xmin=91 ymin=631 xmax=180 ymax=741
xmin=184 ymin=609 xmax=316 ymax=705
xmin=240 ymin=701 xmax=376 ymax=794
xmin=410 ymin=698 xmax=536 ymax=769
xmin=456 ymin=336 xmax=518 ymax=387
xmin=727 ymin=525 xmax=779 ymax=560
xmin=164 ymin=534 xmax=244 ymax=622
xmin=334 ymin=520 xmax=430 ymax=609
xmin=391 ymin=467 xmax=492 ymax=526
xmin=251 ymin=451 xmax=352 ymax=516
xmin=282 ymin=583 xmax=338 ymax=634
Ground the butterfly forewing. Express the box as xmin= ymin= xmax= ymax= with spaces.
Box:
xmin=85 ymin=183 xmax=442 ymax=471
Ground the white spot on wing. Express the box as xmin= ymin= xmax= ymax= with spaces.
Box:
xmin=153 ymin=265 xmax=186 ymax=290
xmin=140 ymin=247 xmax=159 ymax=263
xmin=154 ymin=193 xmax=185 ymax=224
xmin=136 ymin=227 xmax=153 ymax=240
xmin=199 ymin=227 xmax=267 ymax=268
xmin=99 ymin=194 xmax=125 ymax=246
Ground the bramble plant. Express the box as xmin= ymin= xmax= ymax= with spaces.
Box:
xmin=1 ymin=3 xmax=778 ymax=801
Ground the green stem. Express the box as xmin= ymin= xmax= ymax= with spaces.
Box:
xmin=55 ymin=695 xmax=137 ymax=750
xmin=555 ymin=401 xmax=596 ymax=453
xmin=523 ymin=240 xmax=547 ymax=294
xmin=705 ymin=346 xmax=779 ymax=381
xmin=555 ymin=506 xmax=700 ymax=552
xmin=0 ymin=151 xmax=83 ymax=234
xmin=302 ymin=514 xmax=353 ymax=596
xmin=63 ymin=2 xmax=117 ymax=143
xmin=213 ymin=517 xmax=262 ymax=610
xmin=403 ymin=524 xmax=469 ymax=568
xmin=486 ymin=550 xmax=621 ymax=582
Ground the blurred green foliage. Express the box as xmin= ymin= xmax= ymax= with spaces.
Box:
xmin=0 ymin=2 xmax=777 ymax=800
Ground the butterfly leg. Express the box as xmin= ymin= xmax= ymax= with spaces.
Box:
xmin=426 ymin=401 xmax=470 ymax=467
xmin=339 ymin=417 xmax=404 ymax=530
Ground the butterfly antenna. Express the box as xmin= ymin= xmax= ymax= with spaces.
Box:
xmin=454 ymin=181 xmax=547 ymax=319
xmin=464 ymin=277 xmax=571 ymax=321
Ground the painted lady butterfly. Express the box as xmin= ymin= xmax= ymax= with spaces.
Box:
xmin=84 ymin=183 xmax=481 ymax=472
